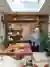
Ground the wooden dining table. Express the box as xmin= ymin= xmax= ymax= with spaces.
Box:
xmin=0 ymin=44 xmax=32 ymax=60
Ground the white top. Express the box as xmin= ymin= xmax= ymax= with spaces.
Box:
xmin=25 ymin=28 xmax=40 ymax=46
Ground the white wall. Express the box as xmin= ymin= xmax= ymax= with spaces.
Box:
xmin=22 ymin=23 xmax=31 ymax=39
xmin=48 ymin=16 xmax=50 ymax=31
xmin=0 ymin=12 xmax=5 ymax=49
xmin=48 ymin=16 xmax=50 ymax=38
xmin=0 ymin=0 xmax=11 ymax=13
xmin=0 ymin=12 xmax=5 ymax=42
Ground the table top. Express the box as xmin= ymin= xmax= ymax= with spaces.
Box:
xmin=0 ymin=44 xmax=32 ymax=56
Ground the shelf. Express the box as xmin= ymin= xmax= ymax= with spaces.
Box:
xmin=8 ymin=35 xmax=22 ymax=41
xmin=39 ymin=19 xmax=48 ymax=22
xmin=8 ymin=29 xmax=22 ymax=33
xmin=3 ymin=14 xmax=48 ymax=23
xmin=4 ymin=19 xmax=48 ymax=23
xmin=7 ymin=40 xmax=32 ymax=44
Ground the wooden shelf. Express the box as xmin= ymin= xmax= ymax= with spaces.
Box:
xmin=4 ymin=19 xmax=38 ymax=23
xmin=10 ymin=35 xmax=22 ymax=40
xmin=7 ymin=40 xmax=32 ymax=44
xmin=8 ymin=29 xmax=22 ymax=33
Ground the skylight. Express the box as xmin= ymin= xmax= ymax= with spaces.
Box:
xmin=6 ymin=0 xmax=45 ymax=12
xmin=21 ymin=0 xmax=38 ymax=3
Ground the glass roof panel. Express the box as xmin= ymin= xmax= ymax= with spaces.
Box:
xmin=6 ymin=0 xmax=45 ymax=12
xmin=21 ymin=0 xmax=38 ymax=3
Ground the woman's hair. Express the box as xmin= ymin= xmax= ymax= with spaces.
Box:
xmin=33 ymin=42 xmax=35 ymax=45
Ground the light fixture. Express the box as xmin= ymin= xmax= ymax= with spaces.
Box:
xmin=6 ymin=0 xmax=45 ymax=12
xmin=13 ymin=18 xmax=16 ymax=20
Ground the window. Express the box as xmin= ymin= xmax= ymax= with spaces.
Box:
xmin=6 ymin=0 xmax=45 ymax=12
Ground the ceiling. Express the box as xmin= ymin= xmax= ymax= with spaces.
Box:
xmin=0 ymin=0 xmax=11 ymax=13
xmin=0 ymin=0 xmax=50 ymax=15
xmin=39 ymin=0 xmax=50 ymax=15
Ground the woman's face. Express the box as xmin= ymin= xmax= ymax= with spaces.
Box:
xmin=34 ymin=27 xmax=39 ymax=33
